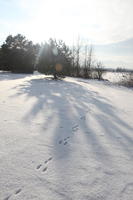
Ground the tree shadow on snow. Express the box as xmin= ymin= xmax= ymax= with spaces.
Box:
xmin=10 ymin=76 xmax=133 ymax=196
xmin=0 ymin=71 xmax=33 ymax=81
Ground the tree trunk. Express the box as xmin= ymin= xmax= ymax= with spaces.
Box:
xmin=54 ymin=72 xmax=57 ymax=80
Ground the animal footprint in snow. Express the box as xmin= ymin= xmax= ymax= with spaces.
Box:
xmin=15 ymin=189 xmax=22 ymax=195
xmin=80 ymin=116 xmax=86 ymax=120
xmin=44 ymin=157 xmax=52 ymax=163
xmin=4 ymin=195 xmax=11 ymax=200
xmin=72 ymin=125 xmax=79 ymax=132
xmin=59 ymin=137 xmax=70 ymax=145
xmin=36 ymin=163 xmax=48 ymax=173
xmin=64 ymin=141 xmax=67 ymax=145
xmin=36 ymin=164 xmax=42 ymax=169
xmin=64 ymin=136 xmax=70 ymax=140
xmin=64 ymin=136 xmax=70 ymax=145
xmin=48 ymin=157 xmax=52 ymax=161
xmin=59 ymin=140 xmax=62 ymax=144
xmin=42 ymin=167 xmax=47 ymax=172
xmin=36 ymin=157 xmax=52 ymax=173
xmin=4 ymin=189 xmax=22 ymax=200
xmin=64 ymin=137 xmax=70 ymax=145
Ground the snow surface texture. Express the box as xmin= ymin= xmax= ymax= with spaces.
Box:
xmin=103 ymin=72 xmax=131 ymax=83
xmin=0 ymin=72 xmax=133 ymax=200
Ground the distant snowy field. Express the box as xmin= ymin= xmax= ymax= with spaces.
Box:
xmin=0 ymin=72 xmax=133 ymax=200
xmin=103 ymin=72 xmax=131 ymax=83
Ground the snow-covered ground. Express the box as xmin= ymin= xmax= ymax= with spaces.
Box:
xmin=103 ymin=72 xmax=131 ymax=83
xmin=0 ymin=72 xmax=133 ymax=200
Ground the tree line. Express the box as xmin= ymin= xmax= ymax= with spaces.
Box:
xmin=0 ymin=34 xmax=105 ymax=80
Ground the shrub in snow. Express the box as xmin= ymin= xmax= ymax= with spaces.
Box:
xmin=118 ymin=72 xmax=133 ymax=87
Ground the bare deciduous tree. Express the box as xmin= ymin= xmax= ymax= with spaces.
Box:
xmin=95 ymin=61 xmax=105 ymax=80
xmin=83 ymin=45 xmax=94 ymax=78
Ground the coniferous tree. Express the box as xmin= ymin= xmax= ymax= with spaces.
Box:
xmin=37 ymin=39 xmax=73 ymax=79
xmin=1 ymin=34 xmax=36 ymax=73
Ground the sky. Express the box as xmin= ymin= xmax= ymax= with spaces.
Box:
xmin=0 ymin=0 xmax=133 ymax=69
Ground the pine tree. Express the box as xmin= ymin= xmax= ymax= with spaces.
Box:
xmin=37 ymin=39 xmax=73 ymax=79
xmin=1 ymin=34 xmax=36 ymax=73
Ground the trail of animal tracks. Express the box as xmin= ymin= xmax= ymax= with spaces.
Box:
xmin=0 ymin=72 xmax=133 ymax=200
